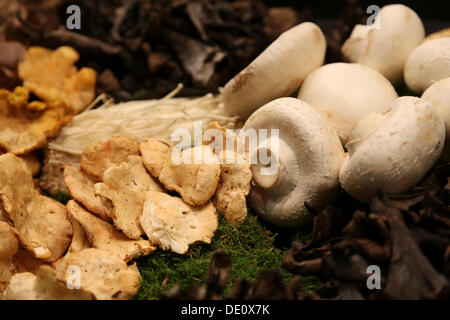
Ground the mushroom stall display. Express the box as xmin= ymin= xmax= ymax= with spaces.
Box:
xmin=0 ymin=0 xmax=449 ymax=301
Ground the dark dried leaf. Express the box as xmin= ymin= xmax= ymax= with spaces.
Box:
xmin=165 ymin=30 xmax=226 ymax=87
xmin=310 ymin=205 xmax=350 ymax=248
xmin=0 ymin=41 xmax=25 ymax=89
xmin=262 ymin=7 xmax=299 ymax=40
xmin=370 ymin=196 xmax=448 ymax=299
xmin=206 ymin=249 xmax=232 ymax=295
xmin=342 ymin=211 xmax=391 ymax=263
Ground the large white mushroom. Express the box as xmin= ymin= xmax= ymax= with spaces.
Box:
xmin=298 ymin=63 xmax=398 ymax=143
xmin=341 ymin=4 xmax=425 ymax=84
xmin=421 ymin=78 xmax=450 ymax=160
xmin=242 ymin=97 xmax=344 ymax=227
xmin=340 ymin=96 xmax=445 ymax=202
xmin=404 ymin=37 xmax=450 ymax=94
xmin=221 ymin=22 xmax=326 ymax=119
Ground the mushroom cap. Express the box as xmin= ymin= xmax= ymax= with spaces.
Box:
xmin=424 ymin=28 xmax=450 ymax=41
xmin=2 ymin=266 xmax=94 ymax=300
xmin=0 ymin=222 xmax=18 ymax=260
xmin=221 ymin=22 xmax=326 ymax=119
xmin=298 ymin=63 xmax=398 ymax=143
xmin=242 ymin=97 xmax=344 ymax=227
xmin=341 ymin=4 xmax=424 ymax=84
xmin=404 ymin=38 xmax=450 ymax=94
xmin=340 ymin=96 xmax=445 ymax=202
xmin=421 ymin=78 xmax=450 ymax=160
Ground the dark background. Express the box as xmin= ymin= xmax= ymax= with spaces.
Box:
xmin=263 ymin=0 xmax=449 ymax=33
xmin=263 ymin=0 xmax=450 ymax=20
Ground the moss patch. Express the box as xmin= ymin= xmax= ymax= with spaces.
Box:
xmin=136 ymin=213 xmax=321 ymax=300
xmin=44 ymin=189 xmax=72 ymax=205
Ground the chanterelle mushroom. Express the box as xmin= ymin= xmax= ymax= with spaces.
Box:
xmin=204 ymin=122 xmax=252 ymax=227
xmin=81 ymin=135 xmax=140 ymax=181
xmin=94 ymin=155 xmax=162 ymax=239
xmin=66 ymin=200 xmax=156 ymax=262
xmin=221 ymin=22 xmax=326 ymax=119
xmin=421 ymin=78 xmax=450 ymax=161
xmin=0 ymin=87 xmax=72 ymax=155
xmin=18 ymin=46 xmax=97 ymax=113
xmin=404 ymin=37 xmax=450 ymax=94
xmin=298 ymin=63 xmax=398 ymax=143
xmin=158 ymin=145 xmax=221 ymax=206
xmin=139 ymin=191 xmax=218 ymax=254
xmin=2 ymin=265 xmax=94 ymax=300
xmin=55 ymin=248 xmax=141 ymax=300
xmin=341 ymin=4 xmax=424 ymax=84
xmin=340 ymin=96 xmax=445 ymax=202
xmin=0 ymin=153 xmax=73 ymax=262
xmin=242 ymin=97 xmax=344 ymax=227
xmin=0 ymin=222 xmax=18 ymax=260
xmin=63 ymin=165 xmax=112 ymax=221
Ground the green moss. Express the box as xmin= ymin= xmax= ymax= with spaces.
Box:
xmin=44 ymin=189 xmax=72 ymax=205
xmin=136 ymin=213 xmax=321 ymax=300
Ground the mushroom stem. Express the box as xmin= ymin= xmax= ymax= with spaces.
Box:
xmin=251 ymin=147 xmax=280 ymax=189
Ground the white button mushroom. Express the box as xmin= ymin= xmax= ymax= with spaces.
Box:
xmin=339 ymin=96 xmax=445 ymax=202
xmin=221 ymin=22 xmax=326 ymax=119
xmin=298 ymin=63 xmax=398 ymax=143
xmin=421 ymin=78 xmax=450 ymax=160
xmin=341 ymin=4 xmax=425 ymax=84
xmin=424 ymin=28 xmax=450 ymax=41
xmin=404 ymin=38 xmax=450 ymax=94
xmin=242 ymin=97 xmax=344 ymax=227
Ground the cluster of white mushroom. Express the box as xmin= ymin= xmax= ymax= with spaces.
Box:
xmin=220 ymin=4 xmax=450 ymax=227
